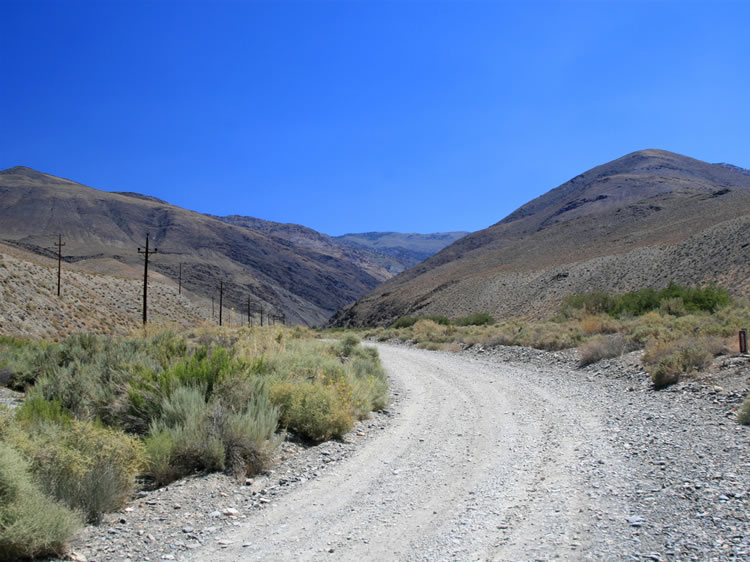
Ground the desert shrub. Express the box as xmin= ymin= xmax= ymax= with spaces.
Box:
xmin=149 ymin=385 xmax=225 ymax=477
xmin=660 ymin=297 xmax=687 ymax=317
xmin=143 ymin=428 xmax=177 ymax=486
xmin=561 ymin=283 xmax=730 ymax=319
xmin=411 ymin=319 xmax=453 ymax=344
xmin=15 ymin=395 xmax=72 ymax=427
xmin=334 ymin=335 xmax=361 ymax=358
xmin=270 ymin=382 xmax=352 ymax=441
xmin=560 ymin=292 xmax=616 ymax=317
xmin=580 ymin=314 xmax=620 ymax=335
xmin=7 ymin=418 xmax=144 ymax=523
xmin=578 ymin=334 xmax=628 ymax=366
xmin=121 ymin=345 xmax=246 ymax=434
xmin=643 ymin=336 xmax=720 ymax=389
xmin=146 ymin=381 xmax=280 ymax=484
xmin=1 ymin=341 xmax=60 ymax=390
xmin=391 ymin=317 xmax=418 ymax=329
xmin=349 ymin=355 xmax=389 ymax=413
xmin=456 ymin=312 xmax=495 ymax=326
xmin=737 ymin=394 xmax=750 ymax=425
xmin=221 ymin=395 xmax=281 ymax=478
xmin=0 ymin=441 xmax=82 ymax=561
xmin=650 ymin=356 xmax=683 ymax=388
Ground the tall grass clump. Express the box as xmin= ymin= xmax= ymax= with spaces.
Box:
xmin=0 ymin=441 xmax=82 ymax=561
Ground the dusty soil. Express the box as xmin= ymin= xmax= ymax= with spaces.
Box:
xmin=66 ymin=343 xmax=749 ymax=561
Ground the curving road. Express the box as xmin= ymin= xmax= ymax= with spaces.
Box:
xmin=191 ymin=344 xmax=749 ymax=561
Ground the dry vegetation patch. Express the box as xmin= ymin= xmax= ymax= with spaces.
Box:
xmin=0 ymin=326 xmax=389 ymax=555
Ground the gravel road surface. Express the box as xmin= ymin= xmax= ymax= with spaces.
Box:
xmin=187 ymin=345 xmax=749 ymax=561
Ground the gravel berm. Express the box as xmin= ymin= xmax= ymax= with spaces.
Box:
xmin=69 ymin=343 xmax=749 ymax=561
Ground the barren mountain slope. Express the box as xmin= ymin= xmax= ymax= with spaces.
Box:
xmin=0 ymin=167 xmax=386 ymax=326
xmin=332 ymin=149 xmax=750 ymax=326
xmin=333 ymin=231 xmax=469 ymax=274
xmin=209 ymin=215 xmax=391 ymax=283
xmin=0 ymin=242 xmax=211 ymax=339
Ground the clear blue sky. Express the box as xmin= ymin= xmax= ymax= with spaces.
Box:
xmin=2 ymin=0 xmax=749 ymax=235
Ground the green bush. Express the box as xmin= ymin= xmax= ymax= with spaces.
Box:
xmin=0 ymin=441 xmax=82 ymax=561
xmin=456 ymin=313 xmax=495 ymax=326
xmin=561 ymin=283 xmax=730 ymax=319
xmin=391 ymin=317 xmax=418 ymax=329
xmin=146 ymin=382 xmax=280 ymax=484
xmin=143 ymin=428 xmax=177 ymax=486
xmin=270 ymin=382 xmax=352 ymax=441
xmin=6 ymin=418 xmax=144 ymax=523
xmin=335 ymin=335 xmax=361 ymax=358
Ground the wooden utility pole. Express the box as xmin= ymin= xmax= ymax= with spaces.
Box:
xmin=247 ymin=296 xmax=251 ymax=326
xmin=178 ymin=263 xmax=182 ymax=295
xmin=212 ymin=295 xmax=215 ymax=320
xmin=54 ymin=234 xmax=65 ymax=297
xmin=218 ymin=280 xmax=223 ymax=326
xmin=137 ymin=233 xmax=158 ymax=326
xmin=260 ymin=304 xmax=264 ymax=327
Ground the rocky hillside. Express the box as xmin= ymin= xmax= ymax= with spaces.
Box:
xmin=0 ymin=167 xmax=389 ymax=326
xmin=0 ymin=242 xmax=212 ymax=339
xmin=332 ymin=149 xmax=750 ymax=326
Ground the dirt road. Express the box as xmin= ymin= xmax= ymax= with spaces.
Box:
xmin=191 ymin=344 xmax=749 ymax=561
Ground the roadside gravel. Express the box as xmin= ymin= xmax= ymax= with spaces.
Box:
xmin=67 ymin=343 xmax=749 ymax=561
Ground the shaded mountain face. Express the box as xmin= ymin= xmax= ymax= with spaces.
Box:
xmin=333 ymin=231 xmax=469 ymax=274
xmin=331 ymin=149 xmax=750 ymax=327
xmin=0 ymin=167 xmax=387 ymax=326
xmin=210 ymin=216 xmax=466 ymax=276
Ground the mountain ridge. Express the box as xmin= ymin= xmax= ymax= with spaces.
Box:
xmin=331 ymin=149 xmax=750 ymax=327
xmin=0 ymin=167 xmax=464 ymax=328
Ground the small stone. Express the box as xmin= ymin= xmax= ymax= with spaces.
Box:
xmin=223 ymin=507 xmax=240 ymax=516
xmin=182 ymin=526 xmax=194 ymax=534
xmin=173 ymin=503 xmax=181 ymax=510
